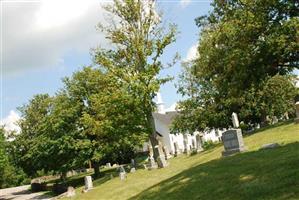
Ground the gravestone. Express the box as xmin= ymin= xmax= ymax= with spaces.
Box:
xmin=66 ymin=186 xmax=76 ymax=197
xmin=232 ymin=112 xmax=239 ymax=128
xmin=130 ymin=167 xmax=136 ymax=173
xmin=119 ymin=172 xmax=126 ymax=180
xmin=272 ymin=116 xmax=278 ymax=124
xmin=131 ymin=159 xmax=136 ymax=168
xmin=183 ymin=135 xmax=190 ymax=154
xmin=155 ymin=140 xmax=168 ymax=168
xmin=84 ymin=176 xmax=93 ymax=190
xmin=148 ymin=144 xmax=157 ymax=169
xmin=106 ymin=163 xmax=111 ymax=168
xmin=162 ymin=145 xmax=171 ymax=160
xmin=119 ymin=165 xmax=127 ymax=180
xmin=173 ymin=142 xmax=179 ymax=156
xmin=221 ymin=129 xmax=246 ymax=156
xmin=295 ymin=102 xmax=299 ymax=124
xmin=195 ymin=134 xmax=203 ymax=152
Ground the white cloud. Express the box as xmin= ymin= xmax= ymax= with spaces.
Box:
xmin=180 ymin=0 xmax=191 ymax=8
xmin=2 ymin=0 xmax=109 ymax=76
xmin=184 ymin=43 xmax=199 ymax=61
xmin=0 ymin=110 xmax=21 ymax=133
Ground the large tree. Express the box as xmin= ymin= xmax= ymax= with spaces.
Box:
xmin=94 ymin=0 xmax=177 ymax=167
xmin=63 ymin=67 xmax=147 ymax=176
xmin=173 ymin=0 xmax=298 ymax=131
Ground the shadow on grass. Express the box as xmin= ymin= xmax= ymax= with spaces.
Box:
xmin=129 ymin=142 xmax=299 ymax=200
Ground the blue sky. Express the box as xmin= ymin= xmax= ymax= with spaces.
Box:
xmin=1 ymin=0 xmax=213 ymax=127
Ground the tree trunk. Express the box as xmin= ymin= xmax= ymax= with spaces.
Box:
xmin=92 ymin=161 xmax=100 ymax=178
xmin=146 ymin=110 xmax=167 ymax=168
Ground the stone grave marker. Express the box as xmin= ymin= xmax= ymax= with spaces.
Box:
xmin=162 ymin=145 xmax=171 ymax=160
xmin=106 ymin=163 xmax=111 ymax=168
xmin=222 ymin=113 xmax=246 ymax=156
xmin=84 ymin=176 xmax=93 ymax=190
xmin=222 ymin=129 xmax=246 ymax=156
xmin=174 ymin=142 xmax=179 ymax=157
xmin=195 ymin=134 xmax=203 ymax=152
xmin=156 ymin=140 xmax=168 ymax=168
xmin=131 ymin=159 xmax=136 ymax=168
xmin=66 ymin=186 xmax=76 ymax=197
xmin=232 ymin=112 xmax=239 ymax=128
xmin=130 ymin=168 xmax=136 ymax=173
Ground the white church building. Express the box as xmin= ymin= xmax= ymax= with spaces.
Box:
xmin=144 ymin=93 xmax=225 ymax=155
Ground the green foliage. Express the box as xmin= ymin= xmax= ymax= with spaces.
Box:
xmin=202 ymin=140 xmax=219 ymax=150
xmin=94 ymin=0 xmax=177 ymax=161
xmin=174 ymin=0 xmax=298 ymax=132
xmin=0 ymin=127 xmax=29 ymax=188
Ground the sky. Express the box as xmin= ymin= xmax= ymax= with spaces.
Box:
xmin=0 ymin=0 xmax=213 ymax=131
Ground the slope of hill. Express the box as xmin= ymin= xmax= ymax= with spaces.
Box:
xmin=64 ymin=122 xmax=299 ymax=200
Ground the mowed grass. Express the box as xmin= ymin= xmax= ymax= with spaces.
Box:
xmin=63 ymin=122 xmax=299 ymax=200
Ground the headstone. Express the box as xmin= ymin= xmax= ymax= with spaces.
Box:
xmin=272 ymin=116 xmax=278 ymax=124
xmin=155 ymin=140 xmax=168 ymax=168
xmin=260 ymin=143 xmax=280 ymax=150
xmin=162 ymin=145 xmax=171 ymax=160
xmin=84 ymin=176 xmax=93 ymax=190
xmin=66 ymin=186 xmax=76 ymax=197
xmin=106 ymin=163 xmax=111 ymax=168
xmin=130 ymin=167 xmax=136 ymax=173
xmin=131 ymin=159 xmax=136 ymax=168
xmin=295 ymin=102 xmax=299 ymax=124
xmin=148 ymin=144 xmax=157 ymax=169
xmin=119 ymin=172 xmax=126 ymax=180
xmin=232 ymin=112 xmax=239 ymax=128
xmin=183 ymin=135 xmax=190 ymax=154
xmin=195 ymin=134 xmax=203 ymax=152
xmin=221 ymin=129 xmax=246 ymax=156
xmin=174 ymin=142 xmax=179 ymax=157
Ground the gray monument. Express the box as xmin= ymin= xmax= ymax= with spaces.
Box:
xmin=222 ymin=113 xmax=246 ymax=156
xmin=84 ymin=176 xmax=93 ymax=190
xmin=295 ymin=102 xmax=299 ymax=124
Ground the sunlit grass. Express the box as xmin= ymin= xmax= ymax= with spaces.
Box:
xmin=63 ymin=122 xmax=299 ymax=200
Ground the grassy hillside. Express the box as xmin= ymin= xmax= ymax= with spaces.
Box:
xmin=63 ymin=122 xmax=299 ymax=200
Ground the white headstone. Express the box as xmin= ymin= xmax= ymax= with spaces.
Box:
xmin=84 ymin=176 xmax=93 ymax=190
xmin=130 ymin=167 xmax=136 ymax=173
xmin=66 ymin=186 xmax=76 ymax=197
xmin=232 ymin=112 xmax=239 ymax=128
xmin=106 ymin=163 xmax=111 ymax=168
xmin=119 ymin=172 xmax=126 ymax=180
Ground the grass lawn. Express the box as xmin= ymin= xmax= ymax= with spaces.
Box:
xmin=63 ymin=122 xmax=299 ymax=200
